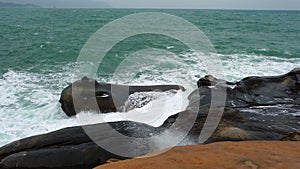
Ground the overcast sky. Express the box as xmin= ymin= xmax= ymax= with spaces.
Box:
xmin=104 ymin=0 xmax=300 ymax=10
xmin=5 ymin=0 xmax=300 ymax=10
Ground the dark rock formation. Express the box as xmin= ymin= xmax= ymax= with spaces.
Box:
xmin=0 ymin=121 xmax=165 ymax=169
xmin=59 ymin=76 xmax=184 ymax=116
xmin=1 ymin=69 xmax=299 ymax=169
xmin=190 ymin=68 xmax=300 ymax=142
xmin=0 ymin=143 xmax=118 ymax=169
xmin=197 ymin=68 xmax=300 ymax=107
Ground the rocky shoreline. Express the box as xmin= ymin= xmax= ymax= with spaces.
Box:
xmin=0 ymin=68 xmax=299 ymax=169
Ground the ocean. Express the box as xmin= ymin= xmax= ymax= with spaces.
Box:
xmin=0 ymin=8 xmax=299 ymax=146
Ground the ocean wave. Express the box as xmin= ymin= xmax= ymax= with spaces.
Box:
xmin=0 ymin=69 xmax=78 ymax=146
xmin=0 ymin=52 xmax=299 ymax=146
xmin=217 ymin=53 xmax=300 ymax=82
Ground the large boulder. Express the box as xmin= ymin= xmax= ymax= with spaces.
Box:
xmin=59 ymin=76 xmax=184 ymax=116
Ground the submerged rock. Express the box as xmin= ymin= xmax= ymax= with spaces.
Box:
xmin=59 ymin=76 xmax=184 ymax=116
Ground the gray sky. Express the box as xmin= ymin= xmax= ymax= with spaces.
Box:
xmin=4 ymin=0 xmax=300 ymax=10
xmin=104 ymin=0 xmax=300 ymax=10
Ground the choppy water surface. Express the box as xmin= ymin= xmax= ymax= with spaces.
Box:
xmin=0 ymin=9 xmax=299 ymax=146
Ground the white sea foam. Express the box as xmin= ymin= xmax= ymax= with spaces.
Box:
xmin=0 ymin=69 xmax=78 ymax=146
xmin=77 ymin=90 xmax=187 ymax=127
xmin=77 ymin=49 xmax=197 ymax=127
xmin=218 ymin=53 xmax=300 ymax=82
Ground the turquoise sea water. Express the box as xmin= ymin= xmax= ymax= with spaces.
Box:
xmin=0 ymin=9 xmax=299 ymax=146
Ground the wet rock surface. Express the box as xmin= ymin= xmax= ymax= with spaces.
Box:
xmin=197 ymin=68 xmax=300 ymax=107
xmin=189 ymin=68 xmax=300 ymax=142
xmin=0 ymin=122 xmax=165 ymax=169
xmin=59 ymin=76 xmax=184 ymax=116
xmin=1 ymin=69 xmax=299 ymax=169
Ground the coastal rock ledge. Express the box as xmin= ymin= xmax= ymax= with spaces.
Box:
xmin=95 ymin=141 xmax=300 ymax=169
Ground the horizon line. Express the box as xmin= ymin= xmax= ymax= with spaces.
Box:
xmin=4 ymin=6 xmax=300 ymax=11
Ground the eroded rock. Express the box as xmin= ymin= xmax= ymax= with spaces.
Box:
xmin=59 ymin=76 xmax=184 ymax=116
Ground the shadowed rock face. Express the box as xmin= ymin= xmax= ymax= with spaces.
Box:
xmin=59 ymin=76 xmax=184 ymax=116
xmin=190 ymin=68 xmax=300 ymax=142
xmin=197 ymin=68 xmax=300 ymax=107
xmin=1 ymin=69 xmax=299 ymax=169
xmin=0 ymin=121 xmax=166 ymax=169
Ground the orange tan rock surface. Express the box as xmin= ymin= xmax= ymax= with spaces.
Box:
xmin=94 ymin=141 xmax=300 ymax=169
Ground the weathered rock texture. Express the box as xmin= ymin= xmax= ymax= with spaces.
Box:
xmin=59 ymin=76 xmax=184 ymax=116
xmin=95 ymin=141 xmax=300 ymax=169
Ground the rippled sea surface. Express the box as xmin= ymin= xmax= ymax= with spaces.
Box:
xmin=0 ymin=9 xmax=299 ymax=146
